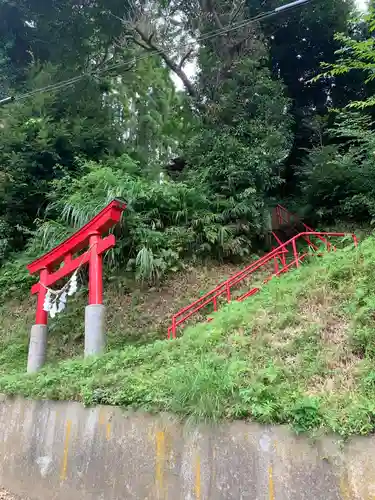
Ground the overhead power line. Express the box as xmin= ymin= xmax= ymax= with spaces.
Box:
xmin=0 ymin=0 xmax=310 ymax=106
xmin=0 ymin=96 xmax=14 ymax=105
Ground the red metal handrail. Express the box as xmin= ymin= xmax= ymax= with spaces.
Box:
xmin=275 ymin=204 xmax=332 ymax=249
xmin=167 ymin=231 xmax=357 ymax=339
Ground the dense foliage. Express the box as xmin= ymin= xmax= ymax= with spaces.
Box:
xmin=299 ymin=7 xmax=375 ymax=223
xmin=0 ymin=0 xmax=375 ymax=282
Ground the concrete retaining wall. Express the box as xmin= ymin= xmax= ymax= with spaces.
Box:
xmin=0 ymin=397 xmax=374 ymax=499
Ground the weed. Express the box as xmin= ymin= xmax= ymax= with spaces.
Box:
xmin=0 ymin=238 xmax=374 ymax=436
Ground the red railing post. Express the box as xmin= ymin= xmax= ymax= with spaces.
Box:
xmin=172 ymin=316 xmax=177 ymax=339
xmin=273 ymin=255 xmax=279 ymax=274
xmin=226 ymin=282 xmax=231 ymax=302
xmin=281 ymin=248 xmax=287 ymax=268
xmin=292 ymin=239 xmax=299 ymax=267
xmin=213 ymin=296 xmax=218 ymax=312
xmin=303 ymin=235 xmax=313 ymax=249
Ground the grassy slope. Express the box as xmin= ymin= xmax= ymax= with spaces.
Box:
xmin=0 ymin=262 xmax=244 ymax=373
xmin=1 ymin=238 xmax=375 ymax=436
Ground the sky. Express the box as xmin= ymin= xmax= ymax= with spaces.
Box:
xmin=357 ymin=0 xmax=368 ymax=10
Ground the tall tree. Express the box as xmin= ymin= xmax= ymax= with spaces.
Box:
xmin=185 ymin=7 xmax=292 ymax=201
xmin=314 ymin=8 xmax=375 ymax=110
xmin=110 ymin=54 xmax=194 ymax=170
xmin=244 ymin=0 xmax=355 ymax=195
xmin=0 ymin=65 xmax=123 ymax=255
xmin=0 ymin=0 xmax=135 ymax=94
xmin=296 ymin=9 xmax=375 ymax=223
xmin=110 ymin=0 xmax=293 ymax=194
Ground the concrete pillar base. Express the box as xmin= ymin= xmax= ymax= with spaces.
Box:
xmin=84 ymin=304 xmax=106 ymax=357
xmin=27 ymin=324 xmax=48 ymax=373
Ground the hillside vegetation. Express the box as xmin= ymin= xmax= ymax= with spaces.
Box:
xmin=3 ymin=0 xmax=375 ymax=439
xmin=1 ymin=238 xmax=374 ymax=436
xmin=0 ymin=262 xmax=243 ymax=371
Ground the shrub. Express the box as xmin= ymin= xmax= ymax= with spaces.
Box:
xmin=26 ymin=154 xmax=271 ymax=283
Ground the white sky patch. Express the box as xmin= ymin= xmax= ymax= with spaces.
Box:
xmin=171 ymin=60 xmax=197 ymax=90
xmin=356 ymin=0 xmax=368 ymax=11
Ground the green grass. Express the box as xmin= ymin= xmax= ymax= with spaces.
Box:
xmin=0 ymin=262 xmax=243 ymax=372
xmin=1 ymin=238 xmax=375 ymax=436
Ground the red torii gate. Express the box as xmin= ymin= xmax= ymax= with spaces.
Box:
xmin=26 ymin=199 xmax=126 ymax=373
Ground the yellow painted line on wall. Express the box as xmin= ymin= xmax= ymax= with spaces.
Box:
xmin=155 ymin=431 xmax=165 ymax=498
xmin=195 ymin=455 xmax=201 ymax=500
xmin=98 ymin=407 xmax=105 ymax=426
xmin=60 ymin=419 xmax=72 ymax=481
xmin=268 ymin=465 xmax=275 ymax=500
xmin=339 ymin=476 xmax=349 ymax=500
xmin=339 ymin=473 xmax=353 ymax=500
xmin=106 ymin=423 xmax=111 ymax=441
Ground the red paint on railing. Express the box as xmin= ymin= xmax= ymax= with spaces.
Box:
xmin=168 ymin=227 xmax=357 ymax=338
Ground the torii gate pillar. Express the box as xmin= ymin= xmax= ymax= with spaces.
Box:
xmin=28 ymin=265 xmax=49 ymax=372
xmin=85 ymin=231 xmax=105 ymax=356
xmin=26 ymin=199 xmax=126 ymax=373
